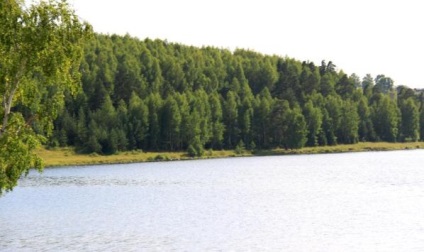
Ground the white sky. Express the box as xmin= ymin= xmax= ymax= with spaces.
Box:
xmin=69 ymin=0 xmax=424 ymax=89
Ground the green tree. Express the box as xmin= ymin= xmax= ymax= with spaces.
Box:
xmin=319 ymin=72 xmax=336 ymax=97
xmin=0 ymin=0 xmax=91 ymax=194
xmin=193 ymin=89 xmax=212 ymax=147
xmin=357 ymin=96 xmax=375 ymax=141
xmin=323 ymin=96 xmax=342 ymax=145
xmin=420 ymin=107 xmax=424 ymax=141
xmin=303 ymin=101 xmax=323 ymax=146
xmin=175 ymin=92 xmax=190 ymax=149
xmin=76 ymin=107 xmax=88 ymax=146
xmin=146 ymin=93 xmax=162 ymax=150
xmin=338 ymin=100 xmax=359 ymax=144
xmin=85 ymin=119 xmax=102 ymax=154
xmin=300 ymin=62 xmax=320 ymax=95
xmin=209 ymin=92 xmax=225 ymax=149
xmin=399 ymin=98 xmax=419 ymax=141
xmin=374 ymin=75 xmax=394 ymax=94
xmin=239 ymin=97 xmax=254 ymax=146
xmin=285 ymin=106 xmax=307 ymax=149
xmin=128 ymin=92 xmax=149 ymax=149
xmin=362 ymin=74 xmax=374 ymax=98
xmin=274 ymin=59 xmax=301 ymax=104
xmin=270 ymin=99 xmax=290 ymax=147
xmin=252 ymin=88 xmax=273 ymax=148
xmin=223 ymin=91 xmax=239 ymax=148
xmin=371 ymin=95 xmax=400 ymax=142
xmin=335 ymin=74 xmax=356 ymax=99
xmin=161 ymin=95 xmax=181 ymax=151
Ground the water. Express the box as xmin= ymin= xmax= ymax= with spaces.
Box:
xmin=1 ymin=150 xmax=424 ymax=251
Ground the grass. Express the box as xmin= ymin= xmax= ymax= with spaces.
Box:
xmin=254 ymin=142 xmax=424 ymax=156
xmin=36 ymin=142 xmax=424 ymax=168
xmin=35 ymin=148 xmax=236 ymax=167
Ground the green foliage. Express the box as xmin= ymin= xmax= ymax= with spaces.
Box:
xmin=338 ymin=100 xmax=359 ymax=144
xmin=399 ymin=98 xmax=419 ymax=141
xmin=47 ymin=32 xmax=424 ymax=158
xmin=374 ymin=75 xmax=394 ymax=94
xmin=209 ymin=92 xmax=225 ymax=149
xmin=252 ymin=88 xmax=273 ymax=148
xmin=303 ymin=100 xmax=323 ymax=146
xmin=223 ymin=91 xmax=240 ymax=148
xmin=235 ymin=140 xmax=246 ymax=155
xmin=0 ymin=0 xmax=91 ymax=195
xmin=285 ymin=106 xmax=308 ymax=149
xmin=0 ymin=114 xmax=44 ymax=193
xmin=2 ymin=22 xmax=420 ymax=193
xmin=420 ymin=108 xmax=424 ymax=141
xmin=153 ymin=154 xmax=170 ymax=161
xmin=357 ymin=96 xmax=375 ymax=141
xmin=371 ymin=95 xmax=400 ymax=142
xmin=270 ymin=99 xmax=290 ymax=147
xmin=187 ymin=137 xmax=204 ymax=157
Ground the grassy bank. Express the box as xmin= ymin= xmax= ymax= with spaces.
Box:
xmin=254 ymin=141 xmax=424 ymax=156
xmin=35 ymin=148 xmax=236 ymax=167
xmin=37 ymin=142 xmax=424 ymax=167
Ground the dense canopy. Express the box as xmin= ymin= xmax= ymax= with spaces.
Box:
xmin=2 ymin=1 xmax=424 ymax=195
xmin=49 ymin=34 xmax=424 ymax=155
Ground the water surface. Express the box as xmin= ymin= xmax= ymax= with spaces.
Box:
xmin=1 ymin=150 xmax=424 ymax=251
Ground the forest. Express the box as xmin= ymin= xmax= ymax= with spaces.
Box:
xmin=46 ymin=34 xmax=424 ymax=156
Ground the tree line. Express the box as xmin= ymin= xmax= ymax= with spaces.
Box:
xmin=48 ymin=34 xmax=424 ymax=156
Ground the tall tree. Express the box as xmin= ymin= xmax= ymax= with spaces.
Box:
xmin=223 ymin=91 xmax=240 ymax=148
xmin=323 ymin=96 xmax=342 ymax=145
xmin=252 ymin=88 xmax=273 ymax=148
xmin=146 ymin=93 xmax=162 ymax=150
xmin=357 ymin=96 xmax=374 ymax=141
xmin=338 ymin=100 xmax=359 ymax=144
xmin=374 ymin=75 xmax=394 ymax=94
xmin=0 ymin=0 xmax=91 ymax=194
xmin=361 ymin=74 xmax=374 ymax=99
xmin=335 ymin=74 xmax=356 ymax=99
xmin=399 ymin=98 xmax=419 ymax=141
xmin=209 ymin=92 xmax=225 ymax=149
xmin=270 ymin=99 xmax=290 ymax=147
xmin=371 ymin=95 xmax=400 ymax=142
xmin=128 ymin=92 xmax=149 ymax=149
xmin=161 ymin=95 xmax=181 ymax=151
xmin=285 ymin=106 xmax=307 ymax=149
xmin=303 ymin=101 xmax=323 ymax=146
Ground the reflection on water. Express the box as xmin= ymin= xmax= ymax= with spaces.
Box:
xmin=19 ymin=176 xmax=192 ymax=187
xmin=1 ymin=150 xmax=424 ymax=251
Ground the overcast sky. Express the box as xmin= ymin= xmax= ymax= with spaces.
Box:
xmin=69 ymin=0 xmax=424 ymax=89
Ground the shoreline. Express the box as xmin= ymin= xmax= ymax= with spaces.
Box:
xmin=36 ymin=142 xmax=424 ymax=168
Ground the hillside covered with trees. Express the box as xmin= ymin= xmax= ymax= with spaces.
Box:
xmin=48 ymin=34 xmax=424 ymax=156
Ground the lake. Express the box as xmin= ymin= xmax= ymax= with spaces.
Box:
xmin=1 ymin=150 xmax=424 ymax=251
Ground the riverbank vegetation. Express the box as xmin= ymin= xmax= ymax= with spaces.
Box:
xmin=46 ymin=34 xmax=424 ymax=157
xmin=3 ymin=1 xmax=424 ymax=195
xmin=38 ymin=142 xmax=424 ymax=167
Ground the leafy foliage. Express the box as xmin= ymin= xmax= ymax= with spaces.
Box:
xmin=46 ymin=34 xmax=424 ymax=158
xmin=0 ymin=0 xmax=91 ymax=194
xmin=4 ymin=6 xmax=424 ymax=195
